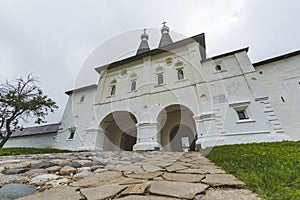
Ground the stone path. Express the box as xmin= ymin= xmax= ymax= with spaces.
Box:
xmin=0 ymin=151 xmax=261 ymax=200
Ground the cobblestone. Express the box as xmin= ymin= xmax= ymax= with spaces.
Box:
xmin=0 ymin=151 xmax=261 ymax=199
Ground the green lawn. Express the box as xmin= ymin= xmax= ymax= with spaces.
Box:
xmin=0 ymin=147 xmax=71 ymax=156
xmin=202 ymin=141 xmax=300 ymax=200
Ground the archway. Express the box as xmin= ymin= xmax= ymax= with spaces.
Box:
xmin=120 ymin=128 xmax=136 ymax=151
xmin=157 ymin=104 xmax=197 ymax=151
xmin=170 ymin=124 xmax=196 ymax=151
xmin=100 ymin=111 xmax=137 ymax=151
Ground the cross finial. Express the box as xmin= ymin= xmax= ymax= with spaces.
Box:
xmin=143 ymin=28 xmax=147 ymax=34
xmin=162 ymin=21 xmax=167 ymax=26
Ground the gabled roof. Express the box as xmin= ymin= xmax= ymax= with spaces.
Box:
xmin=95 ymin=33 xmax=206 ymax=73
xmin=10 ymin=123 xmax=60 ymax=138
xmin=253 ymin=50 xmax=300 ymax=67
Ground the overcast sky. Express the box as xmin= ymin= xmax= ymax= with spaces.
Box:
xmin=0 ymin=0 xmax=299 ymax=126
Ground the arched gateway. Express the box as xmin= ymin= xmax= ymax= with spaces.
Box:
xmin=157 ymin=104 xmax=197 ymax=151
xmin=100 ymin=111 xmax=137 ymax=151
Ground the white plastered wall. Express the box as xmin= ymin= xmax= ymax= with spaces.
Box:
xmin=255 ymin=55 xmax=300 ymax=140
xmin=54 ymin=87 xmax=97 ymax=151
xmin=4 ymin=134 xmax=56 ymax=148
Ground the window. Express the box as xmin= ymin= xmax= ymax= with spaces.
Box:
xmin=215 ymin=65 xmax=221 ymax=71
xmin=68 ymin=127 xmax=76 ymax=140
xmin=80 ymin=95 xmax=85 ymax=103
xmin=110 ymin=85 xmax=116 ymax=96
xmin=237 ymin=110 xmax=248 ymax=120
xmin=229 ymin=100 xmax=254 ymax=123
xmin=158 ymin=74 xmax=163 ymax=85
xmin=177 ymin=69 xmax=184 ymax=80
xmin=131 ymin=81 xmax=136 ymax=91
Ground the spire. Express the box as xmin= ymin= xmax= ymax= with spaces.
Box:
xmin=158 ymin=21 xmax=173 ymax=48
xmin=136 ymin=29 xmax=150 ymax=55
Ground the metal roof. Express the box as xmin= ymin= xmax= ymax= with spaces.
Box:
xmin=253 ymin=49 xmax=300 ymax=67
xmin=10 ymin=123 xmax=60 ymax=138
xmin=202 ymin=47 xmax=249 ymax=62
xmin=136 ymin=39 xmax=150 ymax=55
xmin=95 ymin=33 xmax=206 ymax=73
xmin=65 ymin=84 xmax=98 ymax=95
xmin=158 ymin=32 xmax=173 ymax=48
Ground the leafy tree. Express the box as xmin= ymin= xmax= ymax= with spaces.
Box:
xmin=0 ymin=74 xmax=58 ymax=148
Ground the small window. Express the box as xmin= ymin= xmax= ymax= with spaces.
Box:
xmin=131 ymin=81 xmax=136 ymax=91
xmin=68 ymin=127 xmax=76 ymax=140
xmin=158 ymin=74 xmax=163 ymax=85
xmin=215 ymin=65 xmax=222 ymax=71
xmin=237 ymin=110 xmax=248 ymax=120
xmin=111 ymin=85 xmax=116 ymax=96
xmin=177 ymin=69 xmax=184 ymax=80
xmin=80 ymin=95 xmax=85 ymax=103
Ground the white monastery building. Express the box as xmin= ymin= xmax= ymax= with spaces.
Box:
xmin=4 ymin=24 xmax=300 ymax=151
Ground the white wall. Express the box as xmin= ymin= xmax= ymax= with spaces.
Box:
xmin=56 ymin=39 xmax=295 ymax=151
xmin=93 ymin=42 xmax=289 ymax=150
xmin=4 ymin=133 xmax=56 ymax=148
xmin=255 ymin=55 xmax=300 ymax=140
xmin=54 ymin=86 xmax=98 ymax=151
xmin=194 ymin=51 xmax=290 ymax=148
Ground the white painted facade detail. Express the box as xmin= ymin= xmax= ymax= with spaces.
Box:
xmin=5 ymin=28 xmax=299 ymax=151
xmin=54 ymin=35 xmax=297 ymax=151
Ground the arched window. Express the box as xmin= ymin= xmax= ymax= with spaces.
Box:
xmin=177 ymin=69 xmax=184 ymax=80
xmin=158 ymin=74 xmax=163 ymax=85
xmin=131 ymin=81 xmax=136 ymax=91
xmin=110 ymin=85 xmax=116 ymax=95
xmin=215 ymin=65 xmax=221 ymax=71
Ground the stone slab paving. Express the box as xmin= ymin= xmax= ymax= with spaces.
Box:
xmin=0 ymin=151 xmax=261 ymax=199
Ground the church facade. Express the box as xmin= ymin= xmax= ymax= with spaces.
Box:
xmin=50 ymin=24 xmax=299 ymax=151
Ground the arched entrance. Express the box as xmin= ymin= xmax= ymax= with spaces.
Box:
xmin=157 ymin=104 xmax=197 ymax=151
xmin=100 ymin=111 xmax=137 ymax=151
xmin=120 ymin=128 xmax=136 ymax=151
xmin=170 ymin=124 xmax=196 ymax=151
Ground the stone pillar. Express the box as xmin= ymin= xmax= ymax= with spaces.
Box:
xmin=133 ymin=122 xmax=161 ymax=151
xmin=85 ymin=127 xmax=105 ymax=151
xmin=193 ymin=113 xmax=217 ymax=149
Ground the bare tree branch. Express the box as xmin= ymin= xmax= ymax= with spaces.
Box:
xmin=0 ymin=74 xmax=58 ymax=147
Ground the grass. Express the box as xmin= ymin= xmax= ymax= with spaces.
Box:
xmin=0 ymin=147 xmax=71 ymax=156
xmin=201 ymin=141 xmax=300 ymax=200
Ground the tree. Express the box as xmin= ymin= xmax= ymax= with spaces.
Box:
xmin=0 ymin=74 xmax=58 ymax=148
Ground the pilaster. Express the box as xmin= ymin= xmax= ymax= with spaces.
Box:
xmin=133 ymin=122 xmax=161 ymax=151
xmin=84 ymin=127 xmax=105 ymax=151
